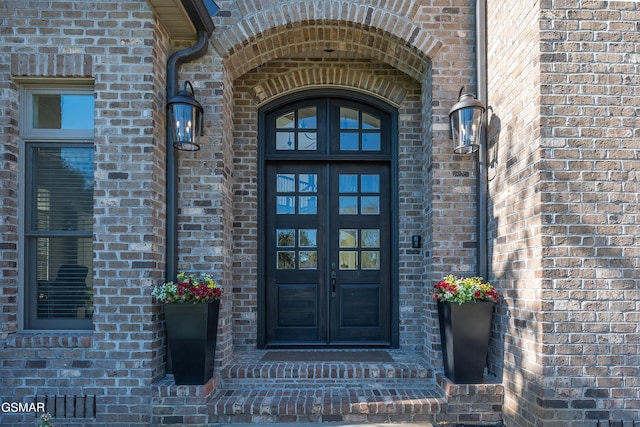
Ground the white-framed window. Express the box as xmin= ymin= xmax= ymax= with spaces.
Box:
xmin=20 ymin=84 xmax=95 ymax=330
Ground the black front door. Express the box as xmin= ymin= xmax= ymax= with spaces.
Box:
xmin=261 ymin=94 xmax=395 ymax=347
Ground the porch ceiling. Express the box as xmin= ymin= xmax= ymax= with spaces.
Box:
xmin=146 ymin=0 xmax=197 ymax=40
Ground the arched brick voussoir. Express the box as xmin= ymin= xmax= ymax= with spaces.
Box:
xmin=214 ymin=2 xmax=441 ymax=82
xmin=234 ymin=0 xmax=423 ymax=19
xmin=251 ymin=67 xmax=409 ymax=107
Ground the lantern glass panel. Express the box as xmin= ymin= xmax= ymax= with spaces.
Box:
xmin=170 ymin=103 xmax=201 ymax=151
xmin=451 ymin=106 xmax=482 ymax=154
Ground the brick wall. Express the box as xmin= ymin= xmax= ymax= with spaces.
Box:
xmin=0 ymin=11 xmax=20 ymax=340
xmin=488 ymin=0 xmax=640 ymax=425
xmin=169 ymin=56 xmax=234 ymax=367
xmin=1 ymin=0 xmax=483 ymax=424
xmin=0 ymin=1 xmax=169 ymax=425
xmin=4 ymin=0 xmax=638 ymax=425
xmin=538 ymin=1 xmax=640 ymax=424
xmin=485 ymin=0 xmax=544 ymax=426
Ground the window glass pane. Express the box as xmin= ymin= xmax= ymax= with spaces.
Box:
xmin=361 ymin=251 xmax=380 ymax=270
xmin=362 ymin=112 xmax=380 ymax=129
xmin=339 ymin=196 xmax=358 ymax=215
xmin=276 ymin=132 xmax=295 ymax=150
xmin=277 ymin=251 xmax=295 ymax=269
xmin=340 ymin=132 xmax=358 ymax=151
xmin=298 ymin=251 xmax=317 ymax=269
xmin=340 ymin=107 xmax=359 ymax=129
xmin=339 ymin=174 xmax=358 ymax=193
xmin=298 ymin=132 xmax=317 ymax=150
xmin=362 ymin=133 xmax=381 ymax=151
xmin=277 ymin=229 xmax=295 ymax=247
xmin=361 ymin=229 xmax=380 ymax=248
xmin=276 ymin=196 xmax=295 ymax=214
xmin=360 ymin=196 xmax=380 ymax=214
xmin=299 ymin=174 xmax=317 ymax=192
xmin=299 ymin=229 xmax=317 ymax=247
xmin=31 ymin=147 xmax=94 ymax=231
xmin=25 ymin=87 xmax=95 ymax=330
xmin=298 ymin=107 xmax=317 ymax=129
xmin=339 ymin=251 xmax=358 ymax=270
xmin=361 ymin=175 xmax=380 ymax=193
xmin=339 ymin=229 xmax=358 ymax=248
xmin=33 ymin=95 xmax=61 ymax=129
xmin=276 ymin=111 xmax=295 ymax=128
xmin=298 ymin=196 xmax=317 ymax=214
xmin=33 ymin=94 xmax=94 ymax=130
xmin=35 ymin=237 xmax=93 ymax=319
xmin=277 ymin=174 xmax=296 ymax=192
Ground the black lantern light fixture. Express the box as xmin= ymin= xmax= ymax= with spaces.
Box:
xmin=449 ymin=88 xmax=485 ymax=154
xmin=167 ymin=81 xmax=204 ymax=151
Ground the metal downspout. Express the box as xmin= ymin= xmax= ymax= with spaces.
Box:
xmin=476 ymin=0 xmax=488 ymax=279
xmin=166 ymin=29 xmax=210 ymax=282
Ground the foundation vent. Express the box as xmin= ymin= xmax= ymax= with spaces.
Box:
xmin=34 ymin=395 xmax=96 ymax=419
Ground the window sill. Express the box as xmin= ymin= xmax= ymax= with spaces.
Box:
xmin=4 ymin=332 xmax=93 ymax=348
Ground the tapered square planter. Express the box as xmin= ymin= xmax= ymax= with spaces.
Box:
xmin=437 ymin=300 xmax=494 ymax=384
xmin=164 ymin=300 xmax=220 ymax=385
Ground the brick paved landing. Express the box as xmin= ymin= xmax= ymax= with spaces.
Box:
xmin=220 ymin=350 xmax=435 ymax=388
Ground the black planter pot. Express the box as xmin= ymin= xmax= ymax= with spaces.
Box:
xmin=437 ymin=301 xmax=494 ymax=384
xmin=164 ymin=300 xmax=220 ymax=385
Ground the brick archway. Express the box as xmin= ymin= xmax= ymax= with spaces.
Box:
xmin=250 ymin=67 xmax=408 ymax=106
xmin=215 ymin=0 xmax=440 ymax=82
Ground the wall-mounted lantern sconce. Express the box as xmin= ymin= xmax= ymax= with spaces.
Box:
xmin=449 ymin=89 xmax=485 ymax=154
xmin=167 ymin=81 xmax=203 ymax=151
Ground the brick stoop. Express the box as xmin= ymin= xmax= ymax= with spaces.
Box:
xmin=208 ymin=351 xmax=502 ymax=425
xmin=151 ymin=351 xmax=503 ymax=425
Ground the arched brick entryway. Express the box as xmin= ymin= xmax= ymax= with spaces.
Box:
xmin=214 ymin=0 xmax=480 ymax=363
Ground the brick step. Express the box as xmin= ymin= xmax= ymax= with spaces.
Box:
xmin=220 ymin=350 xmax=435 ymax=388
xmin=221 ymin=361 xmax=433 ymax=388
xmin=209 ymin=385 xmax=445 ymax=424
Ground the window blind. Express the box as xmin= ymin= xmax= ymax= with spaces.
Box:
xmin=28 ymin=146 xmax=94 ymax=320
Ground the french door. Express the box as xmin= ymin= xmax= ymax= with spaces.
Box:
xmin=260 ymin=93 xmax=396 ymax=347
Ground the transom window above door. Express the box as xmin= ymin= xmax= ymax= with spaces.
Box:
xmin=265 ymin=98 xmax=391 ymax=157
xmin=275 ymin=106 xmax=318 ymax=151
xmin=337 ymin=107 xmax=381 ymax=151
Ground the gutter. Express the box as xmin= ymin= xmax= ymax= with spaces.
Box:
xmin=476 ymin=0 xmax=488 ymax=279
xmin=166 ymin=0 xmax=215 ymax=282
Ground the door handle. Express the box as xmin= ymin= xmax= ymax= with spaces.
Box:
xmin=331 ymin=270 xmax=337 ymax=297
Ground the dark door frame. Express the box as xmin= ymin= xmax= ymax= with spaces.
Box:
xmin=257 ymin=89 xmax=399 ymax=348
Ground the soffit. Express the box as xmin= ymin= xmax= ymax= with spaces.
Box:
xmin=146 ymin=0 xmax=197 ymax=41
